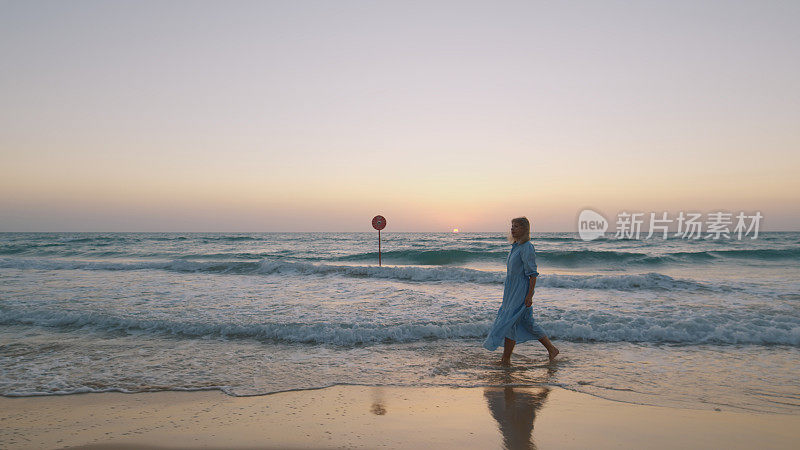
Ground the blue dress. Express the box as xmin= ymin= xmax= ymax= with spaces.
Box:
xmin=483 ymin=240 xmax=546 ymax=350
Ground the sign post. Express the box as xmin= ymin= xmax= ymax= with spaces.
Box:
xmin=371 ymin=215 xmax=386 ymax=266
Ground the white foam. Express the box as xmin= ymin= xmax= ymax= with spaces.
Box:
xmin=2 ymin=307 xmax=798 ymax=346
xmin=0 ymin=257 xmax=720 ymax=291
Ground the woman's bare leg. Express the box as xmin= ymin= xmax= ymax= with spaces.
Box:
xmin=538 ymin=336 xmax=560 ymax=361
xmin=500 ymin=337 xmax=515 ymax=365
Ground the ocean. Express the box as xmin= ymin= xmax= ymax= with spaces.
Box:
xmin=1 ymin=231 xmax=798 ymax=414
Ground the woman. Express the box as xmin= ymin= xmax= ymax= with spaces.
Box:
xmin=483 ymin=217 xmax=559 ymax=365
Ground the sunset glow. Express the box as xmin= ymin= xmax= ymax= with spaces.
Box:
xmin=1 ymin=2 xmax=798 ymax=231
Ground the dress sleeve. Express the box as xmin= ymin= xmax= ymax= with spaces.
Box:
xmin=522 ymin=242 xmax=539 ymax=277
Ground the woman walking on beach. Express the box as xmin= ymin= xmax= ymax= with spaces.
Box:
xmin=483 ymin=217 xmax=559 ymax=365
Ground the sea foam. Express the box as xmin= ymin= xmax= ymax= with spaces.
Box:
xmin=0 ymin=257 xmax=724 ymax=291
xmin=3 ymin=306 xmax=797 ymax=346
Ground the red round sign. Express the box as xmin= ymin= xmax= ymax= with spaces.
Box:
xmin=372 ymin=215 xmax=386 ymax=230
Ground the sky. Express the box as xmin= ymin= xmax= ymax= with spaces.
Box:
xmin=1 ymin=0 xmax=799 ymax=232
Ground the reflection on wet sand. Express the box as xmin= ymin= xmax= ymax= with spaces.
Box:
xmin=485 ymin=386 xmax=550 ymax=450
xmin=371 ymin=386 xmax=387 ymax=415
xmin=483 ymin=365 xmax=556 ymax=449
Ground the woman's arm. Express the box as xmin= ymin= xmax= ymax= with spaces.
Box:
xmin=525 ymin=275 xmax=537 ymax=307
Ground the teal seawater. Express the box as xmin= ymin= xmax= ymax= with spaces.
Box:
xmin=0 ymin=232 xmax=798 ymax=414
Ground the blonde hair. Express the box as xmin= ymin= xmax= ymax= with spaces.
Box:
xmin=507 ymin=216 xmax=532 ymax=243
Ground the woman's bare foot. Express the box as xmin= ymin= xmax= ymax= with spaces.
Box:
xmin=538 ymin=336 xmax=559 ymax=362
xmin=494 ymin=358 xmax=511 ymax=366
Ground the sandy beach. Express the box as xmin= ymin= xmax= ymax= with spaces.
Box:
xmin=2 ymin=385 xmax=798 ymax=449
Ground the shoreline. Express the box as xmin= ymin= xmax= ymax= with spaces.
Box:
xmin=2 ymin=385 xmax=799 ymax=449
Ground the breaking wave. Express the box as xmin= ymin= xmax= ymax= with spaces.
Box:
xmin=0 ymin=258 xmax=728 ymax=291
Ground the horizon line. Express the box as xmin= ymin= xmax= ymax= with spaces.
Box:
xmin=1 ymin=230 xmax=798 ymax=233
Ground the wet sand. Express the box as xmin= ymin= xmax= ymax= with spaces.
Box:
xmin=1 ymin=385 xmax=798 ymax=449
